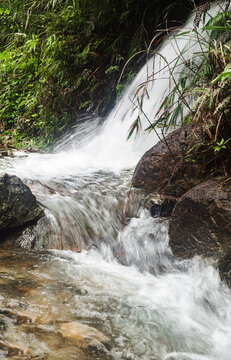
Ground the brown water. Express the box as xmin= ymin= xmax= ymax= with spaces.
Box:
xmin=1 ymin=215 xmax=231 ymax=360
xmin=0 ymin=243 xmax=112 ymax=360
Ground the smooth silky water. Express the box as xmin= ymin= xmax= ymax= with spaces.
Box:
xmin=0 ymin=4 xmax=231 ymax=359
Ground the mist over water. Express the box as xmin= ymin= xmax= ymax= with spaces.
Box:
xmin=1 ymin=3 xmax=231 ymax=359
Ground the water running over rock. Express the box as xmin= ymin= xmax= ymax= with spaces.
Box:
xmin=0 ymin=3 xmax=231 ymax=359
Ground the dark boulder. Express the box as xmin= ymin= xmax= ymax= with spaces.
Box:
xmin=0 ymin=173 xmax=44 ymax=234
xmin=169 ymin=177 xmax=231 ymax=282
xmin=132 ymin=125 xmax=210 ymax=197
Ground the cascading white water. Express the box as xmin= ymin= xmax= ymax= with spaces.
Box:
xmin=0 ymin=3 xmax=214 ymax=178
xmin=0 ymin=5 xmax=214 ymax=248
xmin=50 ymin=214 xmax=231 ymax=360
xmin=1 ymin=2 xmax=231 ymax=360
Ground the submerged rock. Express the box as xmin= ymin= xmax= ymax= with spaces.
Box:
xmin=0 ymin=148 xmax=13 ymax=158
xmin=169 ymin=177 xmax=231 ymax=282
xmin=59 ymin=321 xmax=111 ymax=349
xmin=132 ymin=125 xmax=209 ymax=197
xmin=0 ymin=173 xmax=44 ymax=234
xmin=0 ymin=339 xmax=30 ymax=357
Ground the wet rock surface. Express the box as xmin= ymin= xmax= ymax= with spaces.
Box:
xmin=219 ymin=251 xmax=231 ymax=286
xmin=169 ymin=177 xmax=231 ymax=282
xmin=59 ymin=321 xmax=111 ymax=348
xmin=0 ymin=147 xmax=14 ymax=158
xmin=15 ymin=216 xmax=58 ymax=250
xmin=132 ymin=125 xmax=231 ymax=284
xmin=149 ymin=197 xmax=177 ymax=218
xmin=0 ymin=245 xmax=113 ymax=360
xmin=132 ymin=125 xmax=209 ymax=197
xmin=0 ymin=174 xmax=44 ymax=235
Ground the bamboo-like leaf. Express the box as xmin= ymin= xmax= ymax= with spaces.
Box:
xmin=127 ymin=116 xmax=141 ymax=140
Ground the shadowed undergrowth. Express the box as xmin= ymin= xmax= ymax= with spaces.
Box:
xmin=0 ymin=0 xmax=196 ymax=148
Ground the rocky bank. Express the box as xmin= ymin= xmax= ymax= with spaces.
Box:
xmin=132 ymin=125 xmax=231 ymax=285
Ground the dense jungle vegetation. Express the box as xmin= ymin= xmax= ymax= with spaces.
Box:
xmin=0 ymin=0 xmax=204 ymax=148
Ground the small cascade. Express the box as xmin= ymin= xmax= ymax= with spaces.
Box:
xmin=0 ymin=4 xmax=231 ymax=359
xmin=1 ymin=210 xmax=231 ymax=360
xmin=118 ymin=210 xmax=173 ymax=273
xmin=0 ymin=5 xmax=220 ymax=251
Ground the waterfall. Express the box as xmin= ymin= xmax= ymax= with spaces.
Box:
xmin=0 ymin=2 xmax=224 ymax=250
xmin=0 ymin=2 xmax=228 ymax=251
xmin=0 ymin=3 xmax=231 ymax=360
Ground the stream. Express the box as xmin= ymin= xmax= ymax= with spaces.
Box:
xmin=1 ymin=4 xmax=231 ymax=359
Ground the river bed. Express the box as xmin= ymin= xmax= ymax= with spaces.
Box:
xmin=1 ymin=218 xmax=231 ymax=360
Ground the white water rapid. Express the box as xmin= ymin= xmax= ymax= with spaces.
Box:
xmin=0 ymin=3 xmax=231 ymax=360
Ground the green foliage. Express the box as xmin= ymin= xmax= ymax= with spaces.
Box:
xmin=129 ymin=4 xmax=231 ymax=176
xmin=155 ymin=11 xmax=231 ymax=127
xmin=212 ymin=63 xmax=231 ymax=83
xmin=140 ymin=8 xmax=231 ymax=131
xmin=0 ymin=0 xmax=188 ymax=145
xmin=203 ymin=10 xmax=231 ymax=39
xmin=212 ymin=138 xmax=231 ymax=153
xmin=127 ymin=115 xmax=141 ymax=140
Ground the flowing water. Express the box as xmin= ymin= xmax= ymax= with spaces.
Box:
xmin=1 ymin=3 xmax=231 ymax=360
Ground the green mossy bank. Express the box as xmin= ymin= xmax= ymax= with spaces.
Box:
xmin=0 ymin=0 xmax=199 ymax=148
